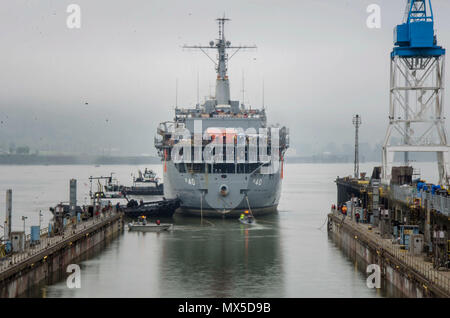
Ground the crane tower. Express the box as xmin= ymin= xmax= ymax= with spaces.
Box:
xmin=382 ymin=0 xmax=449 ymax=185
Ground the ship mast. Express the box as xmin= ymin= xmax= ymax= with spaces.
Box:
xmin=183 ymin=17 xmax=256 ymax=106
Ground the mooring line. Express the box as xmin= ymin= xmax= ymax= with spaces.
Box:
xmin=317 ymin=215 xmax=329 ymax=230
xmin=245 ymin=195 xmax=256 ymax=221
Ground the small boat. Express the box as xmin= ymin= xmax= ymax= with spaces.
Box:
xmin=128 ymin=216 xmax=173 ymax=232
xmin=239 ymin=213 xmax=255 ymax=225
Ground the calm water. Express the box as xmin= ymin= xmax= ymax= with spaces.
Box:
xmin=0 ymin=162 xmax=439 ymax=298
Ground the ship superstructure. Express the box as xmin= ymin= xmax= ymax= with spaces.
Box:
xmin=155 ymin=18 xmax=289 ymax=216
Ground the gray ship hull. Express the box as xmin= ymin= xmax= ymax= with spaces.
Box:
xmin=154 ymin=18 xmax=289 ymax=218
xmin=163 ymin=161 xmax=283 ymax=217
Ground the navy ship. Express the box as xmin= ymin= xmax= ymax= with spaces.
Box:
xmin=155 ymin=17 xmax=289 ymax=217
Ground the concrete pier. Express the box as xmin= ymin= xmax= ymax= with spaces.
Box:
xmin=0 ymin=211 xmax=124 ymax=298
xmin=328 ymin=209 xmax=450 ymax=298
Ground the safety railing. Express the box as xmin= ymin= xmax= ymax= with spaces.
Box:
xmin=0 ymin=211 xmax=119 ymax=274
xmin=389 ymin=184 xmax=450 ymax=216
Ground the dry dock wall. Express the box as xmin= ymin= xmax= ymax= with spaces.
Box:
xmin=328 ymin=213 xmax=449 ymax=298
xmin=0 ymin=214 xmax=123 ymax=298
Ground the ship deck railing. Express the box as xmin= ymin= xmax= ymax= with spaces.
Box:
xmin=0 ymin=211 xmax=120 ymax=274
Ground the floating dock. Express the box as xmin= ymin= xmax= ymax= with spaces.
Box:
xmin=330 ymin=176 xmax=450 ymax=298
xmin=0 ymin=208 xmax=123 ymax=298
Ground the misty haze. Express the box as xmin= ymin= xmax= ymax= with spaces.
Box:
xmin=1 ymin=0 xmax=449 ymax=161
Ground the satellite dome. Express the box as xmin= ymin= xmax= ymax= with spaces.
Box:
xmin=209 ymin=41 xmax=214 ymax=47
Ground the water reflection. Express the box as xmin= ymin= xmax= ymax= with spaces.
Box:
xmin=327 ymin=235 xmax=405 ymax=298
xmin=0 ymin=164 xmax=421 ymax=297
xmin=155 ymin=215 xmax=283 ymax=297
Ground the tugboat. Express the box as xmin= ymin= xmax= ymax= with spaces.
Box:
xmin=103 ymin=170 xmax=164 ymax=196
xmin=121 ymin=197 xmax=181 ymax=218
xmin=89 ymin=175 xmax=179 ymax=218
xmin=124 ymin=168 xmax=164 ymax=195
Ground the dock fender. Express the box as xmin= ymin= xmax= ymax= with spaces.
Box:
xmin=327 ymin=216 xmax=333 ymax=231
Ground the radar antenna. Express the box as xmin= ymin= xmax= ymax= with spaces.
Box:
xmin=183 ymin=17 xmax=256 ymax=105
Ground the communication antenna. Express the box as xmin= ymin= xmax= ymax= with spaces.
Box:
xmin=353 ymin=114 xmax=362 ymax=179
xmin=175 ymin=78 xmax=178 ymax=108
xmin=197 ymin=71 xmax=200 ymax=106
xmin=262 ymin=79 xmax=265 ymax=110
xmin=182 ymin=17 xmax=256 ymax=106
xmin=241 ymin=70 xmax=245 ymax=105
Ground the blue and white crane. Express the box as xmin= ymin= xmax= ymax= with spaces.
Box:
xmin=382 ymin=0 xmax=449 ymax=186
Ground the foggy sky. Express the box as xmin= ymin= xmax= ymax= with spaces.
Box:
xmin=1 ymin=0 xmax=450 ymax=156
